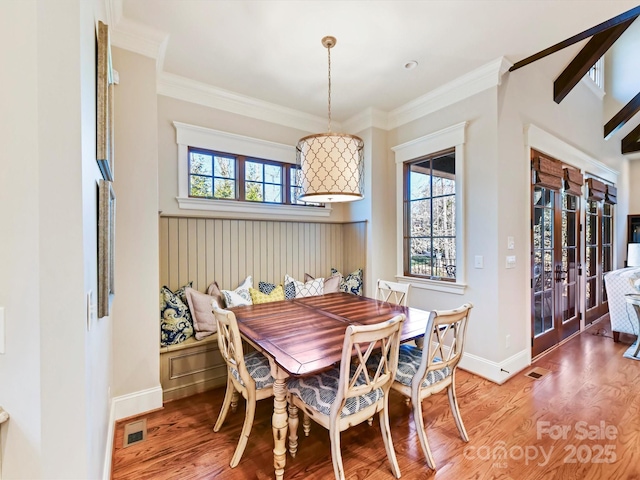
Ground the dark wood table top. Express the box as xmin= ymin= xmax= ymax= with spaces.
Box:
xmin=232 ymin=292 xmax=431 ymax=376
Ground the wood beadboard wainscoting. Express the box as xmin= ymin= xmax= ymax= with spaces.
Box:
xmin=158 ymin=215 xmax=367 ymax=401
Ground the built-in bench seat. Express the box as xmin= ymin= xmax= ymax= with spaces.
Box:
xmin=160 ymin=334 xmax=227 ymax=402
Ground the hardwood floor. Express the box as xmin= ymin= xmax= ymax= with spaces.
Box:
xmin=111 ymin=318 xmax=640 ymax=479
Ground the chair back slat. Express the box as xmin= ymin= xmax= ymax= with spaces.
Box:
xmin=332 ymin=314 xmax=405 ymax=417
xmin=213 ymin=306 xmax=251 ymax=386
xmin=375 ymin=279 xmax=411 ymax=306
xmin=418 ymin=304 xmax=473 ymax=384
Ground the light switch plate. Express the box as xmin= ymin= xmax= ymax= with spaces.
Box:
xmin=506 ymin=255 xmax=516 ymax=269
xmin=507 ymin=236 xmax=515 ymax=250
xmin=474 ymin=255 xmax=484 ymax=268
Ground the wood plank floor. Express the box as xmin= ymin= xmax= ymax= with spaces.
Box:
xmin=111 ymin=318 xmax=640 ymax=479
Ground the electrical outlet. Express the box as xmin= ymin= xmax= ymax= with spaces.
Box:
xmin=506 ymin=255 xmax=516 ymax=269
xmin=474 ymin=255 xmax=484 ymax=268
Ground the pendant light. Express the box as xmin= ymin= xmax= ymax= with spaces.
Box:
xmin=296 ymin=36 xmax=364 ymax=203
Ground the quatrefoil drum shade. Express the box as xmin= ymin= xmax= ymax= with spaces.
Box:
xmin=296 ymin=132 xmax=364 ymax=203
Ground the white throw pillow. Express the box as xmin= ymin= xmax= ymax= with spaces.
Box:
xmin=284 ymin=274 xmax=324 ymax=298
xmin=221 ymin=276 xmax=253 ymax=308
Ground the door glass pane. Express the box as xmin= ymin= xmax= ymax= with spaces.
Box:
xmin=543 ymin=251 xmax=553 ymax=290
xmin=543 ymin=291 xmax=553 ymax=331
xmin=543 ymin=209 xmax=553 ymax=249
xmin=534 ymin=252 xmax=543 ymax=293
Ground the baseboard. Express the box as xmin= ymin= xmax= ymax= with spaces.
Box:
xmin=459 ymin=348 xmax=530 ymax=384
xmin=102 ymin=385 xmax=163 ymax=480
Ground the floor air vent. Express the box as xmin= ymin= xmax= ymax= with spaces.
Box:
xmin=123 ymin=418 xmax=147 ymax=448
xmin=524 ymin=367 xmax=550 ymax=380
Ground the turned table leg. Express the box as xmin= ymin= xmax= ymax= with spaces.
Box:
xmin=269 ymin=361 xmax=289 ymax=480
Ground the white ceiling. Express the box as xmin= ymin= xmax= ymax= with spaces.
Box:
xmin=111 ymin=0 xmax=638 ymax=129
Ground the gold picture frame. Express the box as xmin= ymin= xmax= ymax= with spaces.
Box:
xmin=97 ymin=20 xmax=114 ymax=181
xmin=98 ymin=180 xmax=116 ymax=318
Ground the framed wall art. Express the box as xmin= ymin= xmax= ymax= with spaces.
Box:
xmin=96 ymin=20 xmax=114 ymax=181
xmin=98 ymin=179 xmax=116 ymax=318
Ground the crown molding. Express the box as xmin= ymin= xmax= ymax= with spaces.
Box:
xmin=159 ymin=72 xmax=331 ymax=133
xmin=110 ymin=17 xmax=168 ymax=61
xmin=387 ymin=57 xmax=512 ymax=130
xmin=343 ymin=107 xmax=390 ymax=133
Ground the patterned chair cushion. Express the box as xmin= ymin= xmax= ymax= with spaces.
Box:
xmin=287 ymin=366 xmax=383 ymax=417
xmin=394 ymin=344 xmax=451 ymax=387
xmin=230 ymin=351 xmax=275 ymax=390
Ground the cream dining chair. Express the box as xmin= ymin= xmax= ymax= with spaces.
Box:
xmin=286 ymin=314 xmax=405 ymax=480
xmin=392 ymin=303 xmax=473 ymax=469
xmin=212 ymin=306 xmax=275 ymax=468
xmin=375 ymin=279 xmax=411 ymax=306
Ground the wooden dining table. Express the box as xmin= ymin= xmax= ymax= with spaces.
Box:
xmin=231 ymin=291 xmax=432 ymax=480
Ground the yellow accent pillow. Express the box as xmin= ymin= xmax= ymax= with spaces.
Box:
xmin=249 ymin=285 xmax=285 ymax=304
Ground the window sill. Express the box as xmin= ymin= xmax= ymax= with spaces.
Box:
xmin=396 ymin=275 xmax=467 ymax=295
xmin=176 ymin=196 xmax=332 ymax=218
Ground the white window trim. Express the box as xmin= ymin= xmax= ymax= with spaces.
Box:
xmin=173 ymin=121 xmax=331 ymax=218
xmin=582 ymin=57 xmax=605 ymax=100
xmin=392 ymin=121 xmax=468 ymax=294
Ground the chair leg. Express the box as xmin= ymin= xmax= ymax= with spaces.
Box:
xmin=214 ymin=377 xmax=235 ymax=432
xmin=329 ymin=425 xmax=346 ymax=480
xmin=379 ymin=398 xmax=401 ymax=479
xmin=447 ymin=381 xmax=469 ymax=442
xmin=288 ymin=400 xmax=299 ymax=458
xmin=303 ymin=413 xmax=311 ymax=437
xmin=231 ymin=389 xmax=240 ymax=413
xmin=229 ymin=389 xmax=256 ymax=468
xmin=412 ymin=396 xmax=436 ymax=469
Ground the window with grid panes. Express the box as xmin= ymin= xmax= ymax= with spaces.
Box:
xmin=188 ymin=147 xmax=320 ymax=206
xmin=404 ymin=149 xmax=456 ymax=281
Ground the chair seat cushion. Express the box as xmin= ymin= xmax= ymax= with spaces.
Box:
xmin=230 ymin=351 xmax=275 ymax=390
xmin=396 ymin=344 xmax=451 ymax=387
xmin=287 ymin=366 xmax=383 ymax=417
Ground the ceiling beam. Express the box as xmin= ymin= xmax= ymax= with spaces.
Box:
xmin=622 ymin=123 xmax=640 ymax=154
xmin=604 ymin=91 xmax=640 ymax=140
xmin=553 ymin=18 xmax=636 ymax=104
xmin=509 ymin=5 xmax=640 ymax=72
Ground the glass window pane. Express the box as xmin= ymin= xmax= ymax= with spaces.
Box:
xmin=432 ymin=196 xmax=455 ymax=236
xmin=543 ymin=209 xmax=553 ymax=249
xmin=246 ymin=182 xmax=263 ymax=201
xmin=190 ymin=153 xmax=212 ymax=175
xmin=410 ymin=238 xmax=431 ymax=276
xmin=433 ymin=176 xmax=455 ymax=196
xmin=410 ymin=200 xmax=431 ymax=237
xmin=264 ymin=184 xmax=282 ymax=203
xmin=214 ymin=178 xmax=234 ymax=199
xmin=265 ymin=164 xmax=282 ymax=184
xmin=410 ymin=170 xmax=430 ymax=199
xmin=190 ymin=175 xmax=212 ymax=197
xmin=246 ymin=161 xmax=263 ymax=182
xmin=534 ymin=252 xmax=543 ymax=293
xmin=214 ymin=156 xmax=235 ymax=179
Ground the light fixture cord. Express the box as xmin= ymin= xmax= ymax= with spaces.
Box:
xmin=327 ymin=42 xmax=332 ymax=133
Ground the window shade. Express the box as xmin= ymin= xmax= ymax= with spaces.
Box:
xmin=605 ymin=184 xmax=617 ymax=204
xmin=563 ymin=168 xmax=583 ymax=196
xmin=587 ymin=178 xmax=606 ymax=202
xmin=532 ymin=155 xmax=563 ymax=190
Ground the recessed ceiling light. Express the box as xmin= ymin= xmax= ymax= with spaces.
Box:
xmin=404 ymin=61 xmax=418 ymax=70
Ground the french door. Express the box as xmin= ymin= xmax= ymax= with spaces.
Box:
xmin=584 ymin=197 xmax=613 ymax=324
xmin=531 ymin=186 xmax=581 ymax=357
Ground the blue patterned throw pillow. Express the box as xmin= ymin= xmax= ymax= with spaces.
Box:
xmin=331 ymin=268 xmax=363 ymax=296
xmin=258 ymin=281 xmax=277 ymax=295
xmin=160 ymin=284 xmax=195 ymax=346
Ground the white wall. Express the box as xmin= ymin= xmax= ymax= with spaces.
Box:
xmin=0 ymin=0 xmax=112 ymax=478
xmin=110 ymin=47 xmax=162 ymax=414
